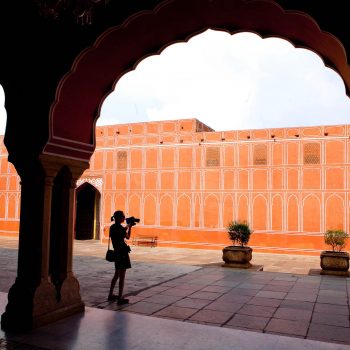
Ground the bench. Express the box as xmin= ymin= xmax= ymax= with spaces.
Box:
xmin=132 ymin=235 xmax=158 ymax=248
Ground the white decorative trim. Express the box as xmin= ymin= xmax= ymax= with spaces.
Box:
xmin=76 ymin=177 xmax=103 ymax=192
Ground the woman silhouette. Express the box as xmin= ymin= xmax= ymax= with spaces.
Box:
xmin=108 ymin=210 xmax=132 ymax=304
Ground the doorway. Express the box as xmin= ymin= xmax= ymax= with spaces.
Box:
xmin=75 ymin=183 xmax=101 ymax=240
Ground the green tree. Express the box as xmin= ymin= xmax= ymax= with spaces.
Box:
xmin=226 ymin=220 xmax=253 ymax=247
xmin=324 ymin=229 xmax=349 ymax=252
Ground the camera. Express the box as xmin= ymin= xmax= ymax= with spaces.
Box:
xmin=126 ymin=216 xmax=140 ymax=226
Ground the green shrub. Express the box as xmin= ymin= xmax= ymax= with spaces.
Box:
xmin=226 ymin=220 xmax=253 ymax=247
xmin=324 ymin=229 xmax=349 ymax=252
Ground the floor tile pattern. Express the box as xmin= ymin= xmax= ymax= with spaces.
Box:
xmin=98 ymin=267 xmax=350 ymax=346
xmin=1 ymin=237 xmax=349 ymax=348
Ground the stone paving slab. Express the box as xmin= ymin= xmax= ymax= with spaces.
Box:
xmin=2 ymin=295 xmax=350 ymax=350
xmin=116 ymin=267 xmax=350 ymax=346
xmin=1 ymin=237 xmax=350 ymax=347
xmin=0 ymin=246 xmax=199 ymax=307
xmin=274 ymin=307 xmax=313 ymax=322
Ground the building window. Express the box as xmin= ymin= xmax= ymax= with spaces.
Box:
xmin=206 ymin=147 xmax=220 ymax=167
xmin=117 ymin=151 xmax=127 ymax=169
xmin=304 ymin=143 xmax=320 ymax=164
xmin=253 ymin=144 xmax=267 ymax=165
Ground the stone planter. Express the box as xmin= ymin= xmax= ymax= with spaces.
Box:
xmin=222 ymin=246 xmax=252 ymax=268
xmin=320 ymin=251 xmax=350 ymax=276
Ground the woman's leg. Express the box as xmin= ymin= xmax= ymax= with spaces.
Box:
xmin=118 ymin=269 xmax=126 ymax=299
xmin=117 ymin=269 xmax=129 ymax=304
xmin=108 ymin=269 xmax=120 ymax=300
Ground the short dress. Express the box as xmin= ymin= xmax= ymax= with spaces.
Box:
xmin=110 ymin=223 xmax=131 ymax=269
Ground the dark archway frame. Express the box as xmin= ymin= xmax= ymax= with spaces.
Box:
xmin=2 ymin=0 xmax=350 ymax=332
xmin=44 ymin=0 xmax=350 ymax=161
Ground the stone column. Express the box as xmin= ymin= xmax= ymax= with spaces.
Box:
xmin=1 ymin=154 xmax=89 ymax=331
xmin=59 ymin=160 xmax=90 ymax=310
xmin=1 ymin=157 xmax=48 ymax=330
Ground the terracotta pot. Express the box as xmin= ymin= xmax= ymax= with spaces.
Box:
xmin=222 ymin=246 xmax=252 ymax=268
xmin=320 ymin=251 xmax=350 ymax=276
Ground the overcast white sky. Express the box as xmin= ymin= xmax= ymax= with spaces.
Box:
xmin=0 ymin=30 xmax=349 ymax=135
xmin=0 ymin=86 xmax=5 ymax=135
xmin=98 ymin=30 xmax=350 ymax=131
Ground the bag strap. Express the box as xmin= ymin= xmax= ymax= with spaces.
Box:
xmin=108 ymin=229 xmax=111 ymax=250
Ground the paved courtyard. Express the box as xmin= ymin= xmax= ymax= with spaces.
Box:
xmin=0 ymin=237 xmax=349 ymax=347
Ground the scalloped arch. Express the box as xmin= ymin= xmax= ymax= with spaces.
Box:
xmin=44 ymin=0 xmax=350 ymax=160
xmin=76 ymin=180 xmax=101 ymax=194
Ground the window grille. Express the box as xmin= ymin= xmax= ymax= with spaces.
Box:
xmin=253 ymin=144 xmax=267 ymax=165
xmin=206 ymin=147 xmax=220 ymax=167
xmin=117 ymin=151 xmax=127 ymax=169
xmin=304 ymin=143 xmax=320 ymax=164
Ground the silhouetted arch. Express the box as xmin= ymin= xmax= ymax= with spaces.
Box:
xmin=44 ymin=0 xmax=350 ymax=160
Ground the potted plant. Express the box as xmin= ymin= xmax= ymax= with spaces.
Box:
xmin=320 ymin=229 xmax=349 ymax=276
xmin=222 ymin=220 xmax=253 ymax=268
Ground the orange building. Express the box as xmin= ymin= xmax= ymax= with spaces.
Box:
xmin=0 ymin=135 xmax=20 ymax=237
xmin=1 ymin=118 xmax=349 ymax=255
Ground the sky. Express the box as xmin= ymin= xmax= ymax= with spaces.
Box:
xmin=0 ymin=30 xmax=349 ymax=135
xmin=97 ymin=30 xmax=350 ymax=131
xmin=0 ymin=86 xmax=5 ymax=135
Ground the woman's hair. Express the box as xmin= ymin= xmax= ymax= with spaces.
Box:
xmin=111 ymin=210 xmax=124 ymax=222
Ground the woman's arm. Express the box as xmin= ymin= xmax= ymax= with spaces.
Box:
xmin=125 ymin=224 xmax=132 ymax=240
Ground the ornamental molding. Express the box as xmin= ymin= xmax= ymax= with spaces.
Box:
xmin=76 ymin=177 xmax=103 ymax=192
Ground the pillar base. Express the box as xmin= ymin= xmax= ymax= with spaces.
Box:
xmin=32 ymin=301 xmax=85 ymax=329
xmin=1 ymin=276 xmax=85 ymax=331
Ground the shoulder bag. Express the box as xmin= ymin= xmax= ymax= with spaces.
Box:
xmin=105 ymin=234 xmax=115 ymax=262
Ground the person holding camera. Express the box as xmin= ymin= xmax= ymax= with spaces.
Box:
xmin=108 ymin=210 xmax=132 ymax=304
